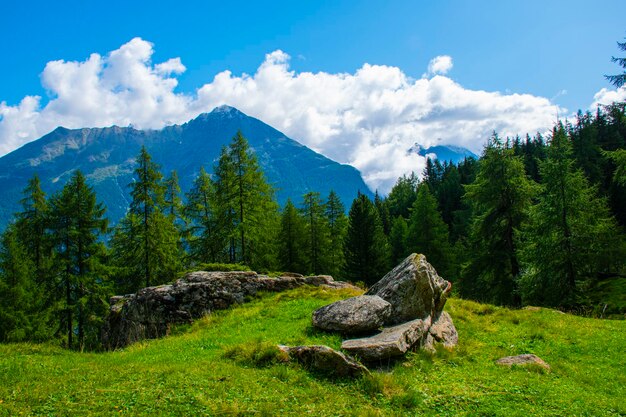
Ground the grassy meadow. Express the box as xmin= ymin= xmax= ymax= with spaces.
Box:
xmin=0 ymin=286 xmax=624 ymax=416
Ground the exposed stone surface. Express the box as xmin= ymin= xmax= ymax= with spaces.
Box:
xmin=366 ymin=253 xmax=452 ymax=324
xmin=278 ymin=345 xmax=369 ymax=378
xmin=102 ymin=271 xmax=358 ymax=349
xmin=496 ymin=354 xmax=551 ymax=370
xmin=341 ymin=318 xmax=431 ymax=361
xmin=312 ymin=295 xmax=391 ymax=334
xmin=423 ymin=311 xmax=459 ymax=352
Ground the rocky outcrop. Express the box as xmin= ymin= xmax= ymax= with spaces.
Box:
xmin=341 ymin=318 xmax=431 ymax=361
xmin=423 ymin=311 xmax=459 ymax=352
xmin=312 ymin=295 xmax=391 ymax=334
xmin=313 ymin=253 xmax=457 ymax=362
xmin=103 ymin=271 xmax=357 ymax=349
xmin=278 ymin=345 xmax=369 ymax=378
xmin=366 ymin=253 xmax=451 ymax=324
xmin=496 ymin=354 xmax=550 ymax=370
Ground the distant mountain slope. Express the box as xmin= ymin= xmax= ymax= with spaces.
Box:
xmin=0 ymin=106 xmax=372 ymax=228
xmin=408 ymin=143 xmax=478 ymax=164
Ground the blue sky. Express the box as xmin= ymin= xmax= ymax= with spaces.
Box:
xmin=1 ymin=0 xmax=625 ymax=191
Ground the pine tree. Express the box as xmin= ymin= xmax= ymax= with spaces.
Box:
xmin=111 ymin=146 xmax=180 ymax=291
xmin=344 ymin=193 xmax=390 ymax=285
xmin=300 ymin=192 xmax=329 ymax=274
xmin=213 ymin=132 xmax=279 ymax=269
xmin=48 ymin=170 xmax=109 ymax=350
xmin=386 ymin=173 xmax=418 ymax=219
xmin=389 ymin=216 xmax=409 ymax=265
xmin=374 ymin=191 xmax=391 ymax=235
xmin=407 ymin=184 xmax=454 ymax=279
xmin=519 ymin=125 xmax=623 ymax=307
xmin=605 ymin=36 xmax=626 ymax=88
xmin=0 ymin=225 xmax=51 ymax=342
xmin=278 ymin=199 xmax=308 ymax=273
xmin=184 ymin=167 xmax=222 ymax=264
xmin=325 ymin=191 xmax=348 ymax=278
xmin=460 ymin=135 xmax=536 ymax=306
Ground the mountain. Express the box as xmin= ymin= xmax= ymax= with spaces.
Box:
xmin=408 ymin=143 xmax=477 ymax=164
xmin=0 ymin=105 xmax=372 ymax=229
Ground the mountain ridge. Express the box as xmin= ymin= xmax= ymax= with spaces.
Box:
xmin=0 ymin=106 xmax=373 ymax=229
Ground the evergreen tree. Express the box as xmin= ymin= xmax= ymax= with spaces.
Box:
xmin=184 ymin=167 xmax=222 ymax=264
xmin=0 ymin=225 xmax=51 ymax=342
xmin=605 ymin=36 xmax=626 ymax=87
xmin=300 ymin=192 xmax=329 ymax=274
xmin=278 ymin=199 xmax=308 ymax=273
xmin=111 ymin=146 xmax=180 ymax=291
xmin=389 ymin=216 xmax=409 ymax=265
xmin=344 ymin=193 xmax=390 ymax=285
xmin=374 ymin=191 xmax=391 ymax=235
xmin=460 ymin=135 xmax=536 ymax=306
xmin=213 ymin=132 xmax=279 ymax=269
xmin=14 ymin=174 xmax=52 ymax=285
xmin=519 ymin=126 xmax=623 ymax=307
xmin=48 ymin=170 xmax=109 ymax=350
xmin=325 ymin=191 xmax=348 ymax=278
xmin=386 ymin=173 xmax=418 ymax=219
xmin=407 ymin=184 xmax=454 ymax=279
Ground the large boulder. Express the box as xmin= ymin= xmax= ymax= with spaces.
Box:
xmin=278 ymin=345 xmax=369 ymax=378
xmin=422 ymin=311 xmax=459 ymax=352
xmin=312 ymin=295 xmax=391 ymax=334
xmin=102 ymin=271 xmax=358 ymax=349
xmin=341 ymin=317 xmax=431 ymax=361
xmin=366 ymin=253 xmax=452 ymax=324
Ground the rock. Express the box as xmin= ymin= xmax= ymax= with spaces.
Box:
xmin=366 ymin=253 xmax=452 ymax=324
xmin=102 ymin=271 xmax=355 ymax=349
xmin=341 ymin=317 xmax=431 ymax=361
xmin=278 ymin=345 xmax=369 ymax=378
xmin=423 ymin=311 xmax=459 ymax=352
xmin=495 ymin=354 xmax=550 ymax=370
xmin=312 ymin=295 xmax=391 ymax=334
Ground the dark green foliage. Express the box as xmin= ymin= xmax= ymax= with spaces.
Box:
xmin=325 ymin=191 xmax=348 ymax=278
xmin=278 ymin=200 xmax=308 ymax=274
xmin=0 ymin=226 xmax=52 ymax=342
xmin=407 ymin=184 xmax=454 ymax=279
xmin=374 ymin=191 xmax=391 ymax=235
xmin=519 ymin=125 xmax=623 ymax=307
xmin=183 ymin=167 xmax=221 ymax=264
xmin=111 ymin=147 xmax=181 ymax=291
xmin=389 ymin=216 xmax=409 ymax=265
xmin=605 ymin=37 xmax=626 ymax=87
xmin=460 ymin=135 xmax=536 ymax=306
xmin=213 ymin=131 xmax=279 ymax=270
xmin=386 ymin=173 xmax=418 ymax=219
xmin=47 ymin=171 xmax=109 ymax=350
xmin=344 ymin=193 xmax=390 ymax=285
xmin=300 ymin=192 xmax=329 ymax=275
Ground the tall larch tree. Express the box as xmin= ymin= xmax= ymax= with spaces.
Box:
xmin=184 ymin=167 xmax=221 ymax=264
xmin=325 ymin=191 xmax=348 ymax=278
xmin=344 ymin=193 xmax=390 ymax=286
xmin=460 ymin=135 xmax=536 ymax=306
xmin=278 ymin=199 xmax=308 ymax=273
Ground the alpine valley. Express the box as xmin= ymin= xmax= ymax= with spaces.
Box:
xmin=0 ymin=105 xmax=376 ymax=229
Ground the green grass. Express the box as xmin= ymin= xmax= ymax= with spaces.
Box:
xmin=1 ymin=286 xmax=624 ymax=416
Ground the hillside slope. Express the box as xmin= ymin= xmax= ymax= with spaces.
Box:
xmin=0 ymin=287 xmax=624 ymax=416
xmin=0 ymin=106 xmax=372 ymax=228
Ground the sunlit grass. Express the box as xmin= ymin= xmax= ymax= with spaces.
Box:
xmin=0 ymin=286 xmax=624 ymax=416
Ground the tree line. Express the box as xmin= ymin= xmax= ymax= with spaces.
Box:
xmin=1 ymin=102 xmax=626 ymax=349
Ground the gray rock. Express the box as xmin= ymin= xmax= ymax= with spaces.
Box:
xmin=102 ymin=271 xmax=356 ymax=349
xmin=312 ymin=295 xmax=391 ymax=334
xmin=278 ymin=345 xmax=369 ymax=378
xmin=341 ymin=317 xmax=431 ymax=361
xmin=422 ymin=311 xmax=459 ymax=352
xmin=496 ymin=354 xmax=550 ymax=370
xmin=366 ymin=253 xmax=452 ymax=324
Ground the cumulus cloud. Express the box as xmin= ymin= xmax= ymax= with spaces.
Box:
xmin=1 ymin=38 xmax=570 ymax=192
xmin=427 ymin=55 xmax=453 ymax=75
xmin=590 ymin=86 xmax=626 ymax=109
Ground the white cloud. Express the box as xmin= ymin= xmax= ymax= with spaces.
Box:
xmin=590 ymin=86 xmax=626 ymax=109
xmin=427 ymin=55 xmax=453 ymax=75
xmin=1 ymin=38 xmax=568 ymax=193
